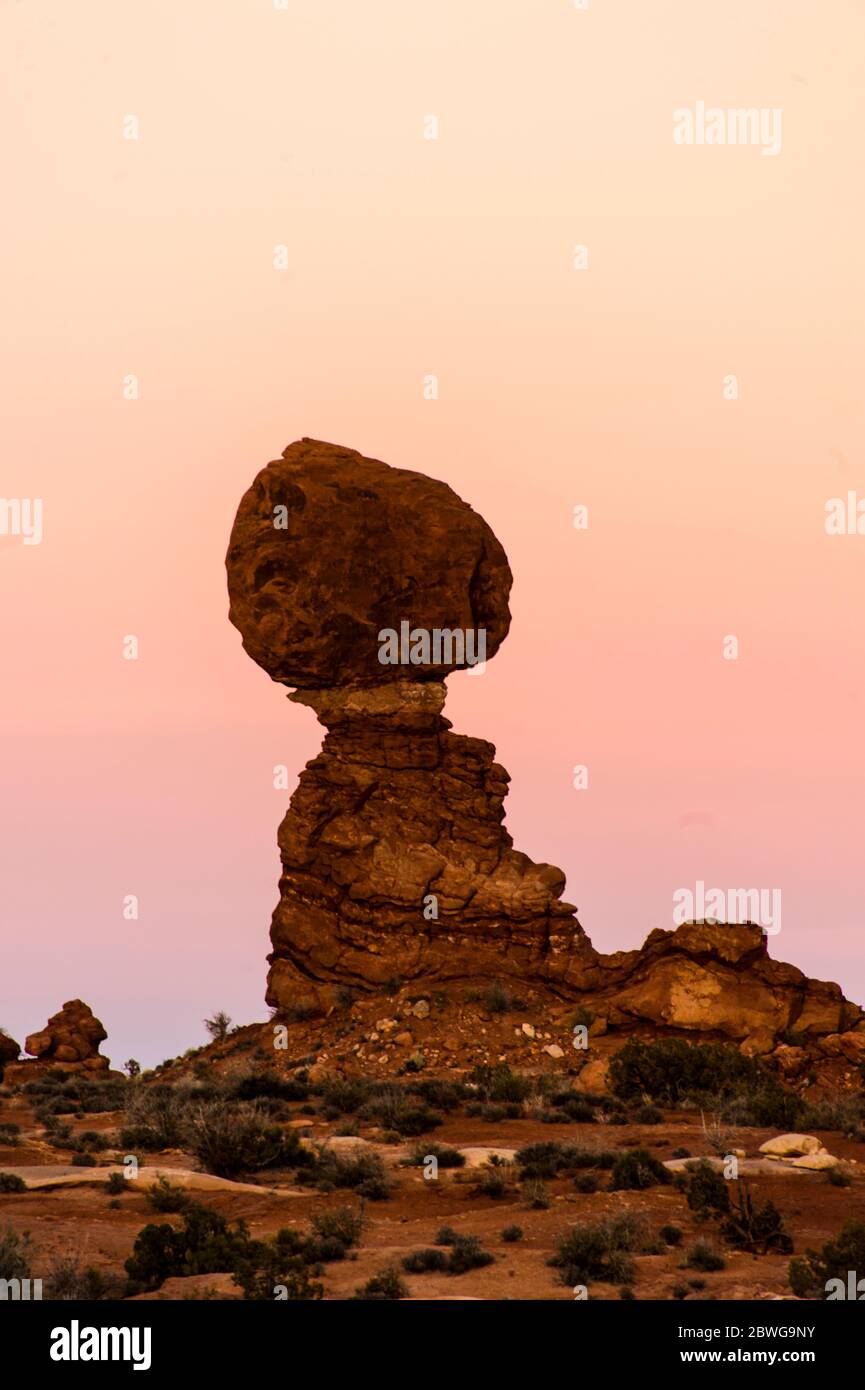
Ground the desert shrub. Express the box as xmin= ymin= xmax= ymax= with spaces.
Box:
xmin=550 ymin=1214 xmax=643 ymax=1286
xmin=104 ymin=1172 xmax=127 ymax=1196
xmin=71 ymin=1153 xmax=97 ymax=1167
xmin=522 ymin=1179 xmax=551 ymax=1210
xmin=686 ymin=1160 xmax=731 ymax=1219
xmin=435 ymin=1226 xmax=459 ymax=1246
xmin=76 ymin=1079 xmax=128 ymax=1114
xmin=232 ymin=1228 xmax=325 ymax=1301
xmin=146 ymin=1176 xmax=191 ymax=1213
xmin=237 ymin=1246 xmax=325 ymax=1299
xmin=465 ymin=1101 xmax=523 ymax=1122
xmin=42 ymin=1119 xmax=73 ymax=1148
xmin=125 ymin=1203 xmax=254 ymax=1291
xmin=552 ymin=1096 xmax=596 ymax=1123
xmin=634 ymin=1103 xmax=663 ymax=1125
xmin=540 ymin=1109 xmax=572 ymax=1125
xmin=609 ymin=1037 xmax=765 ymax=1106
xmin=228 ymin=1071 xmax=309 ymax=1104
xmin=788 ymin=1221 xmax=865 ymax=1299
xmin=354 ymin=1266 xmax=408 ymax=1300
xmin=484 ymin=981 xmax=516 ymax=1014
xmin=671 ymin=1147 xmax=691 ymax=1159
xmin=516 ymin=1141 xmax=613 ymax=1180
xmin=0 ymin=1123 xmax=21 ymax=1146
xmin=721 ymin=1081 xmax=804 ymax=1130
xmin=203 ymin=1011 xmax=232 ymax=1042
xmin=402 ymin=1247 xmax=449 ymax=1273
xmin=478 ymin=1168 xmax=510 ymax=1198
xmin=310 ymin=1206 xmax=363 ymax=1248
xmin=501 ymin=1225 xmax=523 ymax=1243
xmin=574 ymin=1174 xmax=600 ymax=1194
xmin=799 ymin=1095 xmax=865 ymax=1133
xmin=672 ymin=1282 xmax=689 ymax=1299
xmin=0 ymin=1173 xmax=27 ymax=1193
xmin=35 ymin=1097 xmax=80 ymax=1122
xmin=408 ymin=1142 xmax=465 ymax=1169
xmin=447 ymin=1236 xmax=494 ymax=1274
xmin=660 ymin=1224 xmax=683 ymax=1246
xmin=0 ymin=1225 xmax=31 ymax=1280
xmin=826 ymin=1168 xmax=852 ymax=1188
xmin=70 ymin=1130 xmax=111 ymax=1154
xmin=120 ymin=1085 xmax=191 ymax=1151
xmin=310 ymin=1147 xmax=390 ymax=1200
xmin=44 ymin=1256 xmax=124 ymax=1301
xmin=467 ymin=1063 xmax=534 ymax=1104
xmin=685 ymin=1241 xmax=725 ymax=1272
xmin=184 ymin=1100 xmax=309 ymax=1179
xmin=408 ymin=1078 xmax=467 ymax=1112
xmin=610 ymin=1147 xmax=671 ymax=1191
xmin=720 ymin=1183 xmax=792 ymax=1255
xmin=359 ymin=1086 xmax=442 ymax=1137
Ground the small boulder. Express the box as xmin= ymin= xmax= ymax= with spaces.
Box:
xmin=790 ymin=1153 xmax=839 ymax=1171
xmin=575 ymin=1058 xmax=610 ymax=1094
xmin=759 ymin=1134 xmax=822 ymax=1158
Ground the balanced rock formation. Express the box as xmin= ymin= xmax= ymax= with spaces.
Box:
xmin=20 ymin=1000 xmax=110 ymax=1075
xmin=227 ymin=439 xmax=597 ymax=1011
xmin=226 ymin=438 xmax=862 ymax=1061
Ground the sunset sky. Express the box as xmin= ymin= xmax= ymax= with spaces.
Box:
xmin=2 ymin=0 xmax=863 ymax=1066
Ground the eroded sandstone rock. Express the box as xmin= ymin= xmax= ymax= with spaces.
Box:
xmin=226 ymin=439 xmax=862 ymax=1055
xmin=227 ymin=441 xmax=597 ymax=1011
xmin=0 ymin=1029 xmax=20 ymax=1078
xmin=23 ymin=1000 xmax=109 ymax=1073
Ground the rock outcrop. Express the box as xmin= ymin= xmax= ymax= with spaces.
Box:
xmin=226 ymin=438 xmax=862 ymax=1058
xmin=586 ymin=923 xmax=861 ymax=1043
xmin=227 ymin=439 xmax=596 ymax=1013
xmin=0 ymin=1029 xmax=20 ymax=1079
xmin=19 ymin=1000 xmax=109 ymax=1073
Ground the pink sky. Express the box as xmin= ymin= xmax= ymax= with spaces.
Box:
xmin=2 ymin=0 xmax=863 ymax=1066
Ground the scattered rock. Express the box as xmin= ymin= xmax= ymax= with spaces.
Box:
xmin=412 ymin=1000 xmax=430 ymax=1019
xmin=543 ymin=1044 xmax=564 ymax=1059
xmin=759 ymin=1134 xmax=823 ymax=1158
xmin=575 ymin=1058 xmax=610 ymax=1094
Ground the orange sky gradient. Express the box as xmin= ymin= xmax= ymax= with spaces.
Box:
xmin=2 ymin=0 xmax=863 ymax=1065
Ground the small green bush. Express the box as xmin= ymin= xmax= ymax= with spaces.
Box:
xmin=353 ymin=1266 xmax=407 ymax=1300
xmin=685 ymin=1241 xmax=725 ymax=1272
xmin=610 ymin=1147 xmax=671 ymax=1191
xmin=550 ymin=1214 xmax=642 ymax=1286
